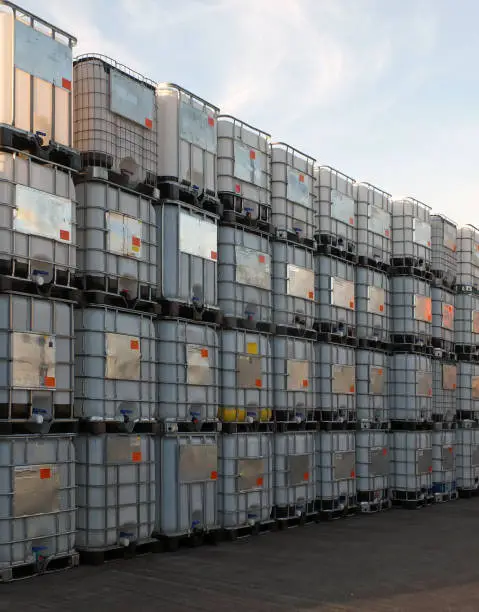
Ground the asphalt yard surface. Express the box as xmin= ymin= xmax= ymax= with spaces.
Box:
xmin=2 ymin=498 xmax=479 ymax=612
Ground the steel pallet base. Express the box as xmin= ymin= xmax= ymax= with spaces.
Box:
xmin=358 ymin=498 xmax=392 ymax=514
xmin=78 ymin=539 xmax=162 ymax=565
xmin=219 ymin=195 xmax=274 ymax=235
xmin=316 ymin=506 xmax=359 ymax=521
xmin=78 ymin=420 xmax=159 ymax=435
xmin=76 ymin=159 xmax=158 ymax=197
xmin=431 ymin=271 xmax=456 ymax=290
xmin=0 ymin=420 xmax=79 ymax=436
xmin=222 ymin=521 xmax=277 ymax=541
xmin=273 ymin=418 xmax=317 ymax=432
xmin=433 ymin=491 xmax=458 ymax=503
xmin=0 ymin=273 xmax=80 ymax=303
xmin=160 ymin=420 xmax=221 ymax=434
xmin=274 ymin=229 xmax=316 ymax=250
xmin=357 ymin=338 xmax=390 ymax=352
xmin=456 ymin=353 xmax=479 ymax=363
xmin=158 ymin=299 xmax=222 ymax=324
xmin=390 ymin=421 xmax=433 ymax=431
xmin=0 ymin=551 xmax=79 ymax=583
xmin=315 ymin=235 xmax=357 ymax=263
xmin=390 ymin=256 xmax=431 ymax=270
xmin=431 ymin=418 xmax=457 ymax=430
xmin=222 ymin=316 xmax=276 ymax=334
xmin=156 ymin=179 xmax=222 ymax=216
xmin=220 ymin=421 xmax=275 ymax=434
xmin=357 ymin=256 xmax=390 ymax=273
xmin=153 ymin=529 xmax=221 ymax=552
xmin=391 ymin=490 xmax=434 ymax=509
xmin=274 ymin=324 xmax=317 ymax=339
xmin=457 ymin=488 xmax=479 ymax=499
xmin=389 ymin=265 xmax=433 ymax=281
xmin=356 ymin=421 xmax=390 ymax=431
xmin=79 ymin=290 xmax=161 ymax=315
xmin=274 ymin=511 xmax=318 ymax=529
xmin=456 ymin=411 xmax=479 ymax=422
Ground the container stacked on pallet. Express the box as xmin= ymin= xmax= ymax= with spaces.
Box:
xmin=353 ymin=182 xmax=392 ymax=513
xmin=314 ymin=167 xmax=358 ymax=518
xmin=0 ymin=1 xmax=79 ymax=581
xmin=455 ymin=225 xmax=479 ymax=498
xmin=389 ymin=198 xmax=435 ymax=508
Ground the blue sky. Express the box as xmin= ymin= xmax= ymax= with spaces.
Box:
xmin=20 ymin=0 xmax=479 ymax=226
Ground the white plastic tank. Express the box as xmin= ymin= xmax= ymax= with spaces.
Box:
xmin=0 ymin=293 xmax=74 ymax=431
xmin=431 ymin=287 xmax=455 ymax=349
xmin=456 ymin=426 xmax=479 ymax=491
xmin=75 ymin=179 xmax=156 ymax=301
xmin=74 ymin=306 xmax=156 ymax=428
xmin=316 ymin=343 xmax=356 ymax=424
xmin=272 ymin=241 xmax=315 ymax=331
xmin=218 ymin=432 xmax=273 ymax=529
xmin=0 ymin=434 xmax=75 ymax=580
xmin=271 ymin=143 xmax=315 ymax=242
xmin=356 ymin=349 xmax=388 ymax=426
xmin=355 ymin=267 xmax=389 ymax=345
xmin=432 ymin=430 xmax=456 ymax=499
xmin=457 ymin=361 xmax=479 ymax=421
xmin=219 ymin=329 xmax=272 ymax=423
xmin=391 ymin=197 xmax=431 ymax=266
xmin=389 ymin=354 xmax=432 ymax=423
xmin=73 ymin=55 xmax=157 ymax=186
xmin=0 ymin=2 xmax=75 ymax=148
xmin=218 ymin=224 xmax=272 ymax=327
xmin=353 ymin=182 xmax=391 ymax=265
xmin=156 ymin=201 xmax=218 ymax=310
xmin=316 ymin=166 xmax=356 ymax=253
xmin=156 ymin=319 xmax=219 ymax=426
xmin=156 ymin=83 xmax=218 ymax=197
xmin=455 ymin=293 xmax=479 ymax=350
xmin=156 ymin=433 xmax=218 ymax=537
xmin=273 ymin=431 xmax=315 ymax=518
xmin=272 ymin=335 xmax=315 ymax=422
xmin=432 ymin=360 xmax=456 ymax=423
xmin=217 ymin=116 xmax=271 ymax=222
xmin=389 ymin=431 xmax=433 ymax=502
xmin=0 ymin=151 xmax=76 ymax=287
xmin=75 ymin=434 xmax=155 ymax=550
xmin=316 ymin=431 xmax=356 ymax=512
xmin=315 ymin=253 xmax=356 ymax=335
xmin=355 ymin=430 xmax=389 ymax=511
xmin=390 ymin=275 xmax=432 ymax=341
xmin=430 ymin=214 xmax=457 ymax=287
xmin=456 ymin=225 xmax=479 ymax=291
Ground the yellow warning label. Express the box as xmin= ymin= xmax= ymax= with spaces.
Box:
xmin=246 ymin=342 xmax=258 ymax=355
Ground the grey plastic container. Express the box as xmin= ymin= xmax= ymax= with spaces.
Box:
xmin=391 ymin=197 xmax=431 ymax=264
xmin=219 ymin=329 xmax=272 ymax=424
xmin=432 ymin=430 xmax=456 ymax=498
xmin=457 ymin=225 xmax=479 ymax=290
xmin=272 ymin=241 xmax=315 ymax=331
xmin=356 ymin=349 xmax=388 ymax=425
xmin=353 ymin=182 xmax=391 ymax=264
xmin=316 ymin=343 xmax=356 ymax=423
xmin=390 ymin=431 xmax=432 ymax=500
xmin=0 ymin=435 xmax=76 ymax=581
xmin=315 ymin=254 xmax=355 ymax=334
xmin=75 ymin=179 xmax=157 ymax=300
xmin=74 ymin=55 xmax=157 ymax=186
xmin=0 ymin=151 xmax=76 ymax=286
xmin=432 ymin=360 xmax=456 ymax=422
xmin=356 ymin=430 xmax=389 ymax=509
xmin=272 ymin=336 xmax=315 ymax=422
xmin=218 ymin=225 xmax=272 ymax=324
xmin=355 ymin=267 xmax=389 ymax=344
xmin=455 ymin=293 xmax=479 ymax=348
xmin=316 ymin=431 xmax=356 ymax=511
xmin=457 ymin=361 xmax=479 ymax=420
xmin=0 ymin=293 xmax=74 ymax=430
xmin=157 ymin=319 xmax=219 ymax=425
xmin=74 ymin=306 xmax=156 ymax=428
xmin=271 ymin=143 xmax=315 ymax=241
xmin=156 ymin=433 xmax=219 ymax=537
xmin=389 ymin=354 xmax=432 ymax=423
xmin=431 ymin=287 xmax=455 ymax=347
xmin=456 ymin=426 xmax=479 ymax=491
xmin=156 ymin=83 xmax=218 ymax=197
xmin=273 ymin=431 xmax=315 ymax=518
xmin=430 ymin=215 xmax=457 ymax=285
xmin=75 ymin=434 xmax=155 ymax=550
xmin=390 ymin=275 xmax=432 ymax=339
xmin=217 ymin=116 xmax=271 ymax=216
xmin=156 ymin=201 xmax=218 ymax=309
xmin=218 ymin=432 xmax=273 ymax=529
xmin=316 ymin=166 xmax=356 ymax=250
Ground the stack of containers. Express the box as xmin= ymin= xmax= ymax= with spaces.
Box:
xmin=0 ymin=3 xmax=79 ymax=580
xmin=353 ymin=182 xmax=392 ymax=512
xmin=216 ymin=116 xmax=275 ymax=536
xmin=268 ymin=143 xmax=317 ymax=526
xmin=72 ymin=54 xmax=160 ymax=560
xmin=153 ymin=84 xmax=222 ymax=549
xmin=314 ymin=166 xmax=357 ymax=517
xmin=455 ymin=225 xmax=479 ymax=497
xmin=389 ymin=198 xmax=434 ymax=508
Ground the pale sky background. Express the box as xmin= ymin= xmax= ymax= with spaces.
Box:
xmin=20 ymin=0 xmax=479 ymax=226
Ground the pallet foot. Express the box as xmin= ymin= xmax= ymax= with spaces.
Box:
xmin=78 ymin=539 xmax=161 ymax=565
xmin=0 ymin=551 xmax=79 ymax=582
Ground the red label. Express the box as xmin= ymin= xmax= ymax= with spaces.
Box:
xmin=427 ymin=241 xmax=431 ymax=247
xmin=201 ymin=349 xmax=209 ymax=358
xmin=132 ymin=236 xmax=141 ymax=247
xmin=59 ymin=229 xmax=70 ymax=241
xmin=299 ymin=174 xmax=305 ymax=183
xmin=452 ymin=244 xmax=457 ymax=252
xmin=428 ymin=388 xmax=432 ymax=396
xmin=145 ymin=118 xmax=153 ymax=129
xmin=235 ymin=184 xmax=241 ymax=193
xmin=427 ymin=314 xmax=432 ymax=322
xmin=258 ymin=254 xmax=266 ymax=264
xmin=210 ymin=250 xmax=217 ymax=260
xmin=349 ymin=217 xmax=354 ymax=225
xmin=385 ymin=229 xmax=390 ymax=237
xmin=378 ymin=369 xmax=383 ymax=375
xmin=302 ymin=379 xmax=309 ymax=388
xmin=130 ymin=340 xmax=140 ymax=350
xmin=44 ymin=376 xmax=55 ymax=388
xmin=428 ymin=466 xmax=432 ymax=472
xmin=61 ymin=78 xmax=71 ymax=91
xmin=308 ymin=291 xmax=314 ymax=299
xmin=382 ymin=448 xmax=387 ymax=456
xmin=448 ymin=447 xmax=453 ymax=453
xmin=379 ymin=304 xmax=384 ymax=312
xmin=210 ymin=470 xmax=218 ymax=480
xmin=250 ymin=150 xmax=256 ymax=160
xmin=40 ymin=468 xmax=51 ymax=479
xmin=350 ymin=470 xmax=356 ymax=478
xmin=256 ymin=477 xmax=263 ymax=487
xmin=132 ymin=452 xmax=142 ymax=463
xmin=255 ymin=378 xmax=262 ymax=388
xmin=349 ymin=300 xmax=355 ymax=309
xmin=208 ymin=117 xmax=214 ymax=127
xmin=303 ymin=472 xmax=309 ymax=481
xmin=349 ymin=385 xmax=355 ymax=393
xmin=453 ymin=383 xmax=457 ymax=389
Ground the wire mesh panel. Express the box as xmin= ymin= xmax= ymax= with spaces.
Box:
xmin=456 ymin=225 xmax=479 ymax=291
xmin=430 ymin=215 xmax=457 ymax=286
xmin=356 ymin=430 xmax=389 ymax=510
xmin=355 ymin=267 xmax=390 ymax=344
xmin=389 ymin=354 xmax=432 ymax=423
xmin=455 ymin=293 xmax=479 ymax=349
xmin=432 ymin=430 xmax=456 ymax=498
xmin=316 ymin=431 xmax=356 ymax=512
xmin=456 ymin=427 xmax=479 ymax=492
xmin=356 ymin=349 xmax=388 ymax=425
xmin=315 ymin=253 xmax=356 ymax=335
xmin=390 ymin=275 xmax=432 ymax=341
xmin=389 ymin=431 xmax=433 ymax=501
xmin=432 ymin=360 xmax=456 ymax=423
xmin=316 ymin=166 xmax=356 ymax=252
xmin=457 ymin=361 xmax=479 ymax=421
xmin=431 ymin=287 xmax=455 ymax=348
xmin=353 ymin=182 xmax=391 ymax=265
xmin=391 ymin=197 xmax=431 ymax=266
xmin=316 ymin=343 xmax=356 ymax=424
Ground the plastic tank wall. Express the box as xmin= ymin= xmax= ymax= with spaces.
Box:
xmin=355 ymin=267 xmax=389 ymax=344
xmin=316 ymin=166 xmax=356 ymax=252
xmin=316 ymin=431 xmax=356 ymax=512
xmin=315 ymin=254 xmax=356 ymax=335
xmin=389 ymin=354 xmax=432 ymax=423
xmin=456 ymin=427 xmax=479 ymax=492
xmin=316 ymin=343 xmax=356 ymax=424
xmin=355 ymin=349 xmax=388 ymax=425
xmin=432 ymin=360 xmax=456 ymax=423
xmin=389 ymin=431 xmax=433 ymax=502
xmin=356 ymin=430 xmax=389 ymax=511
xmin=391 ymin=198 xmax=431 ymax=265
xmin=432 ymin=430 xmax=456 ymax=498
xmin=354 ymin=182 xmax=391 ymax=265
xmin=390 ymin=275 xmax=432 ymax=341
xmin=431 ymin=287 xmax=455 ymax=348
xmin=455 ymin=293 xmax=479 ymax=349
xmin=430 ymin=215 xmax=457 ymax=286
xmin=457 ymin=361 xmax=479 ymax=420
xmin=456 ymin=225 xmax=479 ymax=291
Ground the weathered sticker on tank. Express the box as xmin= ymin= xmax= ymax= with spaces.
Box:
xmin=332 ymin=365 xmax=355 ymax=394
xmin=287 ymin=360 xmax=310 ymax=391
xmin=416 ymin=371 xmax=433 ymax=397
xmin=471 ymin=446 xmax=479 ymax=467
xmin=443 ymin=223 xmax=456 ymax=251
xmin=333 ymin=451 xmax=355 ymax=480
xmin=287 ymin=168 xmax=310 ymax=206
xmin=14 ymin=465 xmax=59 ymax=517
xmin=472 ymin=377 xmax=479 ymax=399
xmin=237 ymin=355 xmax=262 ymax=389
xmin=238 ymin=458 xmax=265 ymax=491
xmin=370 ymin=366 xmax=385 ymax=394
xmin=416 ymin=448 xmax=432 ymax=474
xmin=110 ymin=68 xmax=155 ymax=128
xmin=441 ymin=445 xmax=454 ymax=471
xmin=369 ymin=447 xmax=389 ymax=476
xmin=331 ymin=190 xmax=355 ymax=226
xmin=187 ymin=344 xmax=212 ymax=386
xmin=368 ymin=286 xmax=385 ymax=315
xmin=12 ymin=332 xmax=56 ymax=389
xmin=179 ymin=443 xmax=218 ymax=483
xmin=179 ymin=211 xmax=217 ymax=261
xmin=472 ymin=311 xmax=479 ymax=334
xmin=442 ymin=364 xmax=457 ymax=391
xmin=414 ymin=295 xmax=432 ymax=323
xmin=236 ymin=246 xmax=271 ymax=290
xmin=288 ymin=454 xmax=310 ymax=485
xmin=234 ymin=142 xmax=264 ymax=186
xmin=105 ymin=333 xmax=141 ymax=381
xmin=107 ymin=435 xmax=141 ymax=463
xmin=15 ymin=185 xmax=72 ymax=243
xmin=413 ymin=218 xmax=431 ymax=248
xmin=180 ymin=101 xmax=216 ymax=153
xmin=287 ymin=264 xmax=314 ymax=300
xmin=368 ymin=204 xmax=391 ymax=237
xmin=106 ymin=212 xmax=142 ymax=258
xmin=331 ymin=277 xmax=355 ymax=310
xmin=442 ymin=303 xmax=454 ymax=330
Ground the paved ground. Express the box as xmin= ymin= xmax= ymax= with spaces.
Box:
xmin=2 ymin=498 xmax=479 ymax=611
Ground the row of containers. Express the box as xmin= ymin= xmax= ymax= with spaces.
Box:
xmin=3 ymin=424 xmax=479 ymax=579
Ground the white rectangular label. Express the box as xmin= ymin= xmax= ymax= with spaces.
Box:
xmin=331 ymin=277 xmax=355 ymax=310
xmin=331 ymin=190 xmax=355 ymax=226
xmin=287 ymin=264 xmax=314 ymax=300
xmin=14 ymin=185 xmax=72 ymax=243
xmin=236 ymin=246 xmax=271 ymax=290
xmin=234 ymin=141 xmax=264 ymax=187
xmin=287 ymin=168 xmax=310 ymax=206
xmin=106 ymin=212 xmax=142 ymax=259
xmin=287 ymin=360 xmax=310 ymax=391
xmin=414 ymin=218 xmax=431 ymax=247
xmin=368 ymin=286 xmax=385 ymax=315
xmin=443 ymin=223 xmax=456 ymax=252
xmin=179 ymin=212 xmax=217 ymax=261
xmin=179 ymin=101 xmax=216 ymax=153
xmin=369 ymin=205 xmax=390 ymax=237
xmin=110 ymin=69 xmax=155 ymax=128
xmin=105 ymin=333 xmax=140 ymax=381
xmin=12 ymin=333 xmax=56 ymax=389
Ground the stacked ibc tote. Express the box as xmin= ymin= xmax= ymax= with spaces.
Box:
xmin=0 ymin=2 xmax=80 ymax=580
